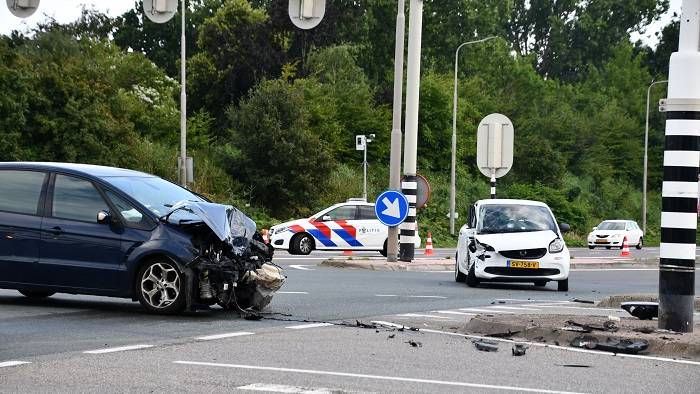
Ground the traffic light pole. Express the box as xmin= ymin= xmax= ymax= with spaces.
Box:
xmin=399 ymin=0 xmax=423 ymax=262
xmin=387 ymin=0 xmax=405 ymax=263
xmin=658 ymin=0 xmax=700 ymax=332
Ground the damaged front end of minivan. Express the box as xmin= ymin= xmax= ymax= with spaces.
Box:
xmin=164 ymin=201 xmax=286 ymax=314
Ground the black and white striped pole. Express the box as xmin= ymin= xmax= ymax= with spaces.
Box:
xmin=658 ymin=0 xmax=700 ymax=333
xmin=490 ymin=172 xmax=497 ymax=199
xmin=398 ymin=0 xmax=424 ymax=262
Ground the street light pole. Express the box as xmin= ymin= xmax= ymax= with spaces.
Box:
xmin=387 ymin=0 xmax=405 ymax=263
xmin=450 ymin=36 xmax=497 ymax=235
xmin=643 ymin=79 xmax=667 ymax=234
xmin=179 ymin=0 xmax=187 ymax=187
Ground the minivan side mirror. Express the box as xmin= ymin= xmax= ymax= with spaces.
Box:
xmin=97 ymin=210 xmax=112 ymax=224
xmin=559 ymin=223 xmax=571 ymax=233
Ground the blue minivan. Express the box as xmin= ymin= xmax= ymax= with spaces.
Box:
xmin=0 ymin=162 xmax=284 ymax=314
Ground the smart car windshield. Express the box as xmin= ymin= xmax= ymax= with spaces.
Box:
xmin=477 ymin=204 xmax=557 ymax=234
xmin=104 ymin=176 xmax=204 ymax=217
xmin=598 ymin=221 xmax=626 ymax=231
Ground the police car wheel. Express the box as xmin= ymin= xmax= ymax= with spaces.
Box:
xmin=292 ymin=233 xmax=314 ymax=255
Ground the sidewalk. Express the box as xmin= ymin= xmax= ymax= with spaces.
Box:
xmin=320 ymin=257 xmax=670 ymax=271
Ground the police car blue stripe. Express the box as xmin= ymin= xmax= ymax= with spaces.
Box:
xmin=333 ymin=229 xmax=363 ymax=247
xmin=307 ymin=229 xmax=337 ymax=247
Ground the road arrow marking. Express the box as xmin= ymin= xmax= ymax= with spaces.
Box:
xmin=381 ymin=197 xmax=401 ymax=218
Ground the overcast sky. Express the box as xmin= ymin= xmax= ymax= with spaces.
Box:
xmin=0 ymin=0 xmax=684 ymax=47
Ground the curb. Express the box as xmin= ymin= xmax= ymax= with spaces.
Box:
xmin=463 ymin=316 xmax=700 ymax=360
xmin=597 ymin=294 xmax=700 ymax=310
xmin=320 ymin=258 xmax=664 ymax=272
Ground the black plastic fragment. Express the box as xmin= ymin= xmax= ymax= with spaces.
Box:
xmin=512 ymin=344 xmax=528 ymax=356
xmin=570 ymin=336 xmax=649 ymax=354
xmin=572 ymin=299 xmax=595 ymax=304
xmin=621 ymin=302 xmax=659 ymax=320
xmin=406 ymin=340 xmax=422 ymax=348
xmin=473 ymin=339 xmax=499 ymax=352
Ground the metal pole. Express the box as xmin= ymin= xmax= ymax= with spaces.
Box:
xmin=179 ymin=0 xmax=187 ymax=187
xmin=450 ymin=36 xmax=497 ymax=235
xmin=399 ymin=0 xmax=423 ymax=262
xmin=363 ymin=143 xmax=368 ymax=201
xmin=388 ymin=0 xmax=406 ymax=263
xmin=490 ymin=172 xmax=496 ymax=199
xmin=658 ymin=0 xmax=699 ymax=333
xmin=643 ymin=80 xmax=667 ymax=234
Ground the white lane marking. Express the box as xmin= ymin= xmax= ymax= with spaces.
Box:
xmin=278 ymin=291 xmax=309 ymax=295
xmin=0 ymin=361 xmax=31 ymax=368
xmin=289 ymin=265 xmax=316 ymax=271
xmin=370 ymin=321 xmax=406 ymax=328
xmin=434 ymin=310 xmax=477 ymax=316
xmin=495 ymin=299 xmax=571 ymax=303
xmin=83 ymin=344 xmax=153 ymax=354
xmin=489 ymin=306 xmax=542 ymax=311
xmin=408 ymin=295 xmax=447 ymax=299
xmin=458 ymin=308 xmax=514 ymax=314
xmin=196 ymin=332 xmax=254 ymax=341
xmin=375 ymin=294 xmax=398 ymax=297
xmin=529 ymin=305 xmax=622 ymax=312
xmin=237 ymin=383 xmax=367 ymax=393
xmin=286 ymin=323 xmax=334 ymax=330
xmin=397 ymin=313 xmax=453 ymax=319
xmin=419 ymin=328 xmax=700 ymax=367
xmin=175 ymin=361 xmax=584 ymax=394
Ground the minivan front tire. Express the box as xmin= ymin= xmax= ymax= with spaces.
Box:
xmin=136 ymin=259 xmax=186 ymax=314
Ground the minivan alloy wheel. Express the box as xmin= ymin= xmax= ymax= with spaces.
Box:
xmin=140 ymin=262 xmax=181 ymax=309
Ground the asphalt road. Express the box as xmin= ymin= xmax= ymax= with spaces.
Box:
xmin=2 ymin=262 xmax=700 ymax=393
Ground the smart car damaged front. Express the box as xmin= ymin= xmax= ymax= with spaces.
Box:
xmin=0 ymin=162 xmax=285 ymax=315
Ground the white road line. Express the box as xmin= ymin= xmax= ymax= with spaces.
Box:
xmin=397 ymin=313 xmax=453 ymax=319
xmin=286 ymin=323 xmax=334 ymax=330
xmin=419 ymin=328 xmax=700 ymax=367
xmin=529 ymin=305 xmax=621 ymax=312
xmin=83 ymin=344 xmax=154 ymax=354
xmin=370 ymin=321 xmax=406 ymax=328
xmin=495 ymin=299 xmax=572 ymax=303
xmin=196 ymin=332 xmax=254 ymax=341
xmin=0 ymin=361 xmax=31 ymax=368
xmin=289 ymin=265 xmax=316 ymax=271
xmin=489 ymin=306 xmax=542 ymax=311
xmin=434 ymin=310 xmax=477 ymax=316
xmin=408 ymin=295 xmax=447 ymax=299
xmin=375 ymin=294 xmax=398 ymax=297
xmin=237 ymin=383 xmax=366 ymax=393
xmin=175 ymin=361 xmax=585 ymax=394
xmin=458 ymin=308 xmax=514 ymax=314
xmin=278 ymin=291 xmax=310 ymax=295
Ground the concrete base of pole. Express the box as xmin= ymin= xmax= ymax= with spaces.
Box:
xmin=387 ymin=227 xmax=399 ymax=262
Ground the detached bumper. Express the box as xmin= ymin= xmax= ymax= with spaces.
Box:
xmin=474 ymin=252 xmax=570 ymax=281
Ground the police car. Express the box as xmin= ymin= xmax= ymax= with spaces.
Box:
xmin=269 ymin=199 xmax=420 ymax=256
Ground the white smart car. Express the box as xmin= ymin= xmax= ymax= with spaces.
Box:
xmin=269 ymin=199 xmax=420 ymax=255
xmin=455 ymin=199 xmax=571 ymax=291
xmin=587 ymin=220 xmax=643 ymax=250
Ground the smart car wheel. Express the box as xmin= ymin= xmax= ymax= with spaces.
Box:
xmin=466 ymin=262 xmax=479 ymax=288
xmin=292 ymin=233 xmax=314 ymax=256
xmin=454 ymin=253 xmax=466 ymax=283
xmin=18 ymin=290 xmax=55 ymax=298
xmin=136 ymin=260 xmax=185 ymax=314
xmin=636 ymin=237 xmax=643 ymax=250
xmin=557 ymin=278 xmax=569 ymax=292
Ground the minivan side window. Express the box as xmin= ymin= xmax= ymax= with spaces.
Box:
xmin=0 ymin=170 xmax=46 ymax=215
xmin=52 ymin=175 xmax=109 ymax=223
xmin=105 ymin=190 xmax=149 ymax=227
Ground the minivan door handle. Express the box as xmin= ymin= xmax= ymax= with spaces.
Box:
xmin=49 ymin=226 xmax=63 ymax=236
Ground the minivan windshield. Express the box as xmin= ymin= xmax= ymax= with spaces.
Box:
xmin=477 ymin=204 xmax=557 ymax=234
xmin=597 ymin=221 xmax=625 ymax=231
xmin=104 ymin=176 xmax=204 ymax=217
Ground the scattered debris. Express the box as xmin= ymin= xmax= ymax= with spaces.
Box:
xmin=356 ymin=320 xmax=378 ymax=329
xmin=406 ymin=340 xmax=422 ymax=348
xmin=512 ymin=344 xmax=528 ymax=356
xmin=473 ymin=339 xmax=499 ymax=352
xmin=555 ymin=364 xmax=592 ymax=368
xmin=487 ymin=329 xmax=521 ymax=338
xmin=607 ymin=315 xmax=621 ymax=322
xmin=633 ymin=327 xmax=655 ymax=334
xmin=565 ymin=320 xmax=618 ymax=333
xmin=562 ymin=326 xmax=592 ymax=333
xmin=572 ymin=299 xmax=595 ymax=304
xmin=570 ymin=336 xmax=649 ymax=354
xmin=621 ymin=302 xmax=658 ymax=320
xmin=387 ymin=334 xmax=395 ymax=339
xmin=603 ymin=320 xmax=619 ymax=332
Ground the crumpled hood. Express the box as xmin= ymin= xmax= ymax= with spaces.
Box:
xmin=167 ymin=201 xmax=257 ymax=246
xmin=475 ymin=230 xmax=560 ymax=251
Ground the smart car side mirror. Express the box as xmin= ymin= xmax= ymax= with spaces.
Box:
xmin=322 ymin=215 xmax=332 ymax=222
xmin=97 ymin=210 xmax=112 ymax=224
xmin=559 ymin=223 xmax=571 ymax=233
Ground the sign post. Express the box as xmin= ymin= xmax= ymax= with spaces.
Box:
xmin=476 ymin=113 xmax=514 ymax=198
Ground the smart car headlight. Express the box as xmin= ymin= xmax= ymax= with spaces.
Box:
xmin=549 ymin=238 xmax=565 ymax=253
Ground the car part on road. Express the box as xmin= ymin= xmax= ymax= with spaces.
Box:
xmin=555 ymin=364 xmax=592 ymax=368
xmin=572 ymin=299 xmax=594 ymax=304
xmin=621 ymin=302 xmax=659 ymax=320
xmin=512 ymin=344 xmax=528 ymax=356
xmin=18 ymin=290 xmax=55 ymax=299
xmin=570 ymin=336 xmax=649 ymax=354
xmin=472 ymin=339 xmax=499 ymax=352
xmin=565 ymin=320 xmax=619 ymax=333
xmin=406 ymin=340 xmax=422 ymax=347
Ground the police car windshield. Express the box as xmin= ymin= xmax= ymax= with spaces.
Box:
xmin=477 ymin=204 xmax=557 ymax=234
xmin=105 ymin=176 xmax=204 ymax=217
